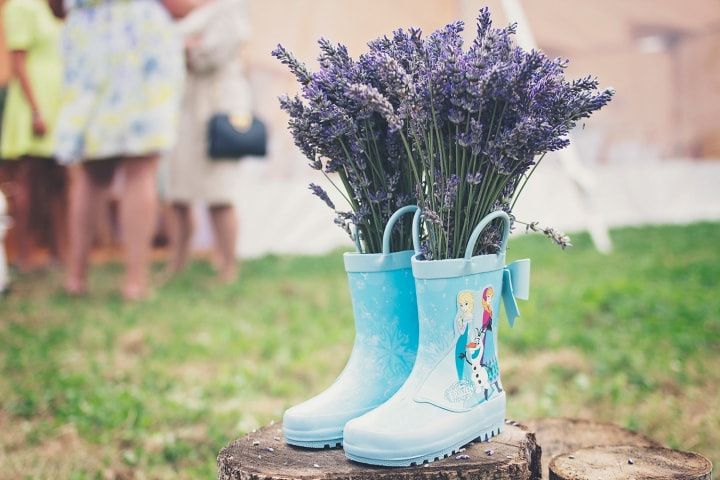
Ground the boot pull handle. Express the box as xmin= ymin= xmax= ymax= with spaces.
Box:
xmin=464 ymin=211 xmax=511 ymax=259
xmin=350 ymin=224 xmax=362 ymax=253
xmin=382 ymin=205 xmax=421 ymax=255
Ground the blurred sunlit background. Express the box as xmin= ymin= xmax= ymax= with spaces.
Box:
xmin=202 ymin=0 xmax=720 ymax=256
xmin=2 ymin=0 xmax=719 ymax=259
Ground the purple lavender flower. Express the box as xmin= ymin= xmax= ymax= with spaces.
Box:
xmin=274 ymin=6 xmax=612 ymax=257
xmin=423 ymin=209 xmax=442 ymax=225
xmin=368 ymin=189 xmax=391 ymax=203
xmin=448 ymin=108 xmax=465 ymax=125
xmin=442 ymin=174 xmax=460 ymax=209
xmin=346 ymin=83 xmax=403 ymax=132
xmin=466 ymin=171 xmax=484 ymax=184
xmin=271 ymin=45 xmax=312 ymax=85
xmin=309 ymin=183 xmax=335 ymax=209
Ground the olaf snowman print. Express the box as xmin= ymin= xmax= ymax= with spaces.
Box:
xmin=457 ymin=286 xmax=501 ymax=402
xmin=463 ymin=328 xmax=491 ymax=397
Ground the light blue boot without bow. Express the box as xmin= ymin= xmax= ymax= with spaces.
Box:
xmin=343 ymin=211 xmax=530 ymax=466
xmin=283 ymin=206 xmax=422 ymax=448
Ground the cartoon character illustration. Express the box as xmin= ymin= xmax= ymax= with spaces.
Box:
xmin=479 ymin=286 xmax=503 ymax=394
xmin=456 ymin=291 xmax=474 ymax=334
xmin=454 ymin=291 xmax=474 ymax=380
xmin=480 ymin=286 xmax=494 ymax=329
xmin=421 ymin=285 xmax=504 ymax=410
xmin=478 ymin=286 xmax=494 ymax=362
xmin=458 ymin=328 xmax=491 ymax=398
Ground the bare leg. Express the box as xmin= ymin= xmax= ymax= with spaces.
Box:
xmin=26 ymin=158 xmax=67 ymax=268
xmin=119 ymin=155 xmax=158 ymax=300
xmin=49 ymin=188 xmax=69 ymax=267
xmin=209 ymin=203 xmax=238 ymax=283
xmin=65 ymin=160 xmax=116 ymax=294
xmin=167 ymin=202 xmax=194 ymax=275
xmin=47 ymin=163 xmax=69 ymax=266
xmin=12 ymin=158 xmax=33 ymax=272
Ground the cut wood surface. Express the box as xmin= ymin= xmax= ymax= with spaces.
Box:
xmin=217 ymin=420 xmax=541 ymax=480
xmin=549 ymin=445 xmax=713 ymax=480
xmin=524 ymin=418 xmax=661 ymax=479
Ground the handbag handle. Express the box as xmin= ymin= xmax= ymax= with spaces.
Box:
xmin=464 ymin=211 xmax=511 ymax=259
xmin=382 ymin=205 xmax=421 ymax=255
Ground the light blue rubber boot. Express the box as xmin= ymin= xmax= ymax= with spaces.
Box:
xmin=283 ymin=206 xmax=421 ymax=448
xmin=343 ymin=211 xmax=530 ymax=466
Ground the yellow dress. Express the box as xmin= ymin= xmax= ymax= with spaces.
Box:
xmin=0 ymin=0 xmax=62 ymax=160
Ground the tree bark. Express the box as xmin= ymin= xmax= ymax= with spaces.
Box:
xmin=217 ymin=420 xmax=541 ymax=480
xmin=549 ymin=445 xmax=712 ymax=480
xmin=524 ymin=418 xmax=660 ymax=479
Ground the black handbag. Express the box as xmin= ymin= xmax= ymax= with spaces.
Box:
xmin=207 ymin=113 xmax=267 ymax=160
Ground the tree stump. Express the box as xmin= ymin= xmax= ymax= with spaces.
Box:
xmin=217 ymin=420 xmax=541 ymax=480
xmin=523 ymin=418 xmax=660 ymax=479
xmin=549 ymin=445 xmax=713 ymax=480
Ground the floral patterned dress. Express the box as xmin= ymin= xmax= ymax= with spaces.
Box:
xmin=55 ymin=0 xmax=184 ymax=163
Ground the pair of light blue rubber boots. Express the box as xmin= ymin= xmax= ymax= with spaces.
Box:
xmin=283 ymin=206 xmax=531 ymax=466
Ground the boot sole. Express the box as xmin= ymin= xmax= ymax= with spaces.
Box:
xmin=285 ymin=437 xmax=343 ymax=449
xmin=345 ymin=422 xmax=503 ymax=466
xmin=344 ymin=393 xmax=505 ymax=466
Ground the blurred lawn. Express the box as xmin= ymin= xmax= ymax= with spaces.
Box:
xmin=0 ymin=222 xmax=718 ymax=479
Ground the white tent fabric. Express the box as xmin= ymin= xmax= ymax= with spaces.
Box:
xmin=189 ymin=158 xmax=720 ymax=259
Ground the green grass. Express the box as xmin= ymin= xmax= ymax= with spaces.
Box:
xmin=1 ymin=222 xmax=718 ymax=478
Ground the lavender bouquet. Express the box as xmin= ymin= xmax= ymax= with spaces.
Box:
xmin=274 ymin=7 xmax=613 ymax=258
xmin=272 ymin=40 xmax=419 ymax=254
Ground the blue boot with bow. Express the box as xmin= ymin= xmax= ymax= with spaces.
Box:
xmin=343 ymin=211 xmax=530 ymax=466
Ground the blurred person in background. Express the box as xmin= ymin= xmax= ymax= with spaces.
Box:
xmin=1 ymin=0 xmax=65 ymax=272
xmin=165 ymin=0 xmax=251 ymax=283
xmin=50 ymin=0 xmax=200 ymax=300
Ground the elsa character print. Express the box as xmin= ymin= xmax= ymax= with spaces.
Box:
xmin=454 ymin=291 xmax=474 ymax=380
